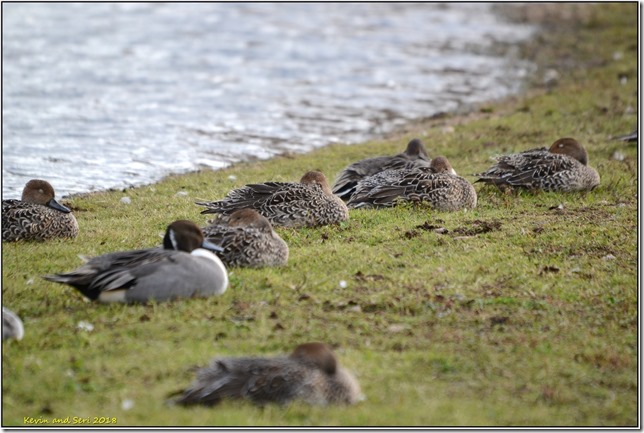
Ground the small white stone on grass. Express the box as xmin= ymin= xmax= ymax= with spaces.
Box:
xmin=121 ymin=399 xmax=135 ymax=411
xmin=611 ymin=151 xmax=625 ymax=161
xmin=77 ymin=321 xmax=94 ymax=332
xmin=339 ymin=280 xmax=348 ymax=289
xmin=175 ymin=191 xmax=188 ymax=197
xmin=120 ymin=197 xmax=131 ymax=205
xmin=387 ymin=324 xmax=407 ymax=333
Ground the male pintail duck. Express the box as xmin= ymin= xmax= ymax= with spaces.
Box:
xmin=170 ymin=342 xmax=364 ymax=407
xmin=614 ymin=128 xmax=637 ymax=143
xmin=202 ymin=208 xmax=289 ymax=268
xmin=332 ymin=138 xmax=431 ymax=201
xmin=347 ymin=156 xmax=477 ymax=211
xmin=474 ymin=138 xmax=600 ymax=192
xmin=196 ymin=171 xmax=349 ymax=228
xmin=2 ymin=179 xmax=79 ymax=242
xmin=43 ymin=220 xmax=228 ymax=303
xmin=2 ymin=307 xmax=24 ymax=341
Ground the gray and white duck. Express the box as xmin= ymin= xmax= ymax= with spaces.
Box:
xmin=43 ymin=220 xmax=228 ymax=303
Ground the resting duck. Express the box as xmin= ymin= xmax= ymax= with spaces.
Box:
xmin=2 ymin=179 xmax=79 ymax=242
xmin=332 ymin=138 xmax=431 ymax=201
xmin=170 ymin=342 xmax=364 ymax=407
xmin=43 ymin=220 xmax=228 ymax=303
xmin=347 ymin=156 xmax=477 ymax=211
xmin=474 ymin=138 xmax=600 ymax=192
xmin=197 ymin=171 xmax=349 ymax=228
xmin=202 ymin=208 xmax=288 ymax=268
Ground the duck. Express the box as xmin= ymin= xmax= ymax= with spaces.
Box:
xmin=170 ymin=342 xmax=364 ymax=407
xmin=196 ymin=171 xmax=349 ymax=228
xmin=2 ymin=179 xmax=79 ymax=242
xmin=2 ymin=307 xmax=24 ymax=341
xmin=474 ymin=138 xmax=600 ymax=192
xmin=43 ymin=220 xmax=228 ymax=303
xmin=347 ymin=156 xmax=477 ymax=211
xmin=613 ymin=128 xmax=637 ymax=143
xmin=332 ymin=138 xmax=431 ymax=201
xmin=202 ymin=208 xmax=289 ymax=268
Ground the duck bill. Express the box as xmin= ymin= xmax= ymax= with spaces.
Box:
xmin=47 ymin=198 xmax=71 ymax=213
xmin=201 ymin=239 xmax=224 ymax=253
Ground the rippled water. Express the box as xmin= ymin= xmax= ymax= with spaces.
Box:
xmin=2 ymin=3 xmax=535 ymax=198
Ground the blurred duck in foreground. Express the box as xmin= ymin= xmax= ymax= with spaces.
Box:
xmin=170 ymin=342 xmax=364 ymax=407
xmin=2 ymin=179 xmax=79 ymax=242
xmin=332 ymin=138 xmax=431 ymax=201
xmin=202 ymin=208 xmax=289 ymax=268
xmin=43 ymin=220 xmax=228 ymax=303
xmin=474 ymin=138 xmax=600 ymax=192
xmin=197 ymin=171 xmax=348 ymax=228
xmin=3 ymin=307 xmax=24 ymax=341
xmin=347 ymin=156 xmax=477 ymax=211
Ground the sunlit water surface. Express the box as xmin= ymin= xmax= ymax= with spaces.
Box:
xmin=3 ymin=3 xmax=535 ymax=198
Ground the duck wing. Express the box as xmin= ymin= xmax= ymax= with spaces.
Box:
xmin=333 ymin=157 xmax=429 ymax=200
xmin=175 ymin=357 xmax=305 ymax=406
xmin=43 ymin=248 xmax=176 ymax=300
xmin=197 ymin=182 xmax=296 ymax=215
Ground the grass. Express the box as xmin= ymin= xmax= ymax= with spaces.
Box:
xmin=1 ymin=3 xmax=638 ymax=427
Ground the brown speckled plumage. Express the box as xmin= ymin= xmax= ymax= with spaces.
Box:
xmin=197 ymin=171 xmax=349 ymax=228
xmin=474 ymin=138 xmax=600 ymax=192
xmin=202 ymin=208 xmax=288 ymax=268
xmin=2 ymin=179 xmax=79 ymax=242
xmin=332 ymin=138 xmax=431 ymax=201
xmin=171 ymin=342 xmax=363 ymax=407
xmin=347 ymin=156 xmax=476 ymax=211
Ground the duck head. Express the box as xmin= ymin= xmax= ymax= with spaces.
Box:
xmin=22 ymin=179 xmax=71 ymax=213
xmin=163 ymin=220 xmax=223 ymax=253
xmin=429 ymin=156 xmax=457 ymax=175
xmin=549 ymin=138 xmax=589 ymax=165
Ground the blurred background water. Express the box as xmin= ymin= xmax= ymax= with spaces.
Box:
xmin=2 ymin=3 xmax=536 ymax=198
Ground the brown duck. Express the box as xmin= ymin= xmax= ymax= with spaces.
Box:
xmin=197 ymin=171 xmax=349 ymax=228
xmin=171 ymin=342 xmax=364 ymax=407
xmin=2 ymin=179 xmax=79 ymax=242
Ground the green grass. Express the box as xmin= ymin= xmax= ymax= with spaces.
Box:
xmin=2 ymin=3 xmax=637 ymax=427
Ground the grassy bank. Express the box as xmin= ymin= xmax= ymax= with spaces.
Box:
xmin=2 ymin=3 xmax=637 ymax=427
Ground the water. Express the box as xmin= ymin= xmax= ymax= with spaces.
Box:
xmin=2 ymin=3 xmax=535 ymax=198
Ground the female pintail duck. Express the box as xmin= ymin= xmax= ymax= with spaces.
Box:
xmin=474 ymin=138 xmax=600 ymax=192
xmin=43 ymin=220 xmax=228 ymax=303
xmin=347 ymin=156 xmax=477 ymax=211
xmin=2 ymin=307 xmax=24 ymax=341
xmin=2 ymin=179 xmax=79 ymax=242
xmin=332 ymin=138 xmax=431 ymax=201
xmin=170 ymin=342 xmax=364 ymax=407
xmin=202 ymin=208 xmax=288 ymax=268
xmin=197 ymin=171 xmax=349 ymax=228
